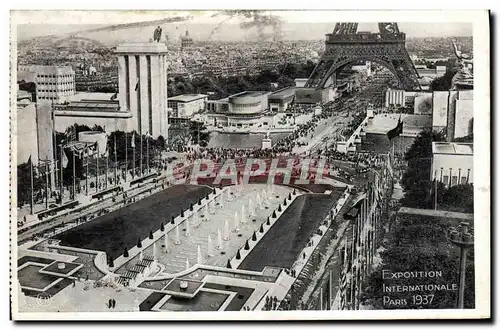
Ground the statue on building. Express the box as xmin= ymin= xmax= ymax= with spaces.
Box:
xmin=153 ymin=26 xmax=163 ymax=43
xmin=451 ymin=38 xmax=474 ymax=89
xmin=452 ymin=38 xmax=473 ymax=78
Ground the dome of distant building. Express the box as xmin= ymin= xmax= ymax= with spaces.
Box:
xmin=181 ymin=30 xmax=193 ymax=49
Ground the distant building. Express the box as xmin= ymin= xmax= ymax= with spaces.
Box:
xmin=385 ymin=89 xmax=405 ymax=107
xmin=18 ymin=65 xmax=76 ymax=103
xmin=432 ymin=90 xmax=473 ymax=140
xmin=206 ymin=91 xmax=273 ymax=128
xmin=431 ymin=142 xmax=473 ymax=186
xmin=268 ymin=87 xmax=295 ymax=112
xmin=167 ymin=94 xmax=208 ymax=118
xmin=181 ymin=31 xmax=193 ymax=49
xmin=54 ymin=92 xmax=129 ymax=132
xmin=294 ymin=78 xmax=309 ymax=88
xmin=295 ymin=87 xmax=335 ymax=104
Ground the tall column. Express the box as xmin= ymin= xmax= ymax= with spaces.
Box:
xmin=128 ymin=55 xmax=139 ymax=132
xmin=139 ymin=55 xmax=149 ymax=135
xmin=164 ymin=55 xmax=169 ymax=141
xmin=150 ymin=55 xmax=162 ymax=138
xmin=118 ymin=56 xmax=128 ymax=111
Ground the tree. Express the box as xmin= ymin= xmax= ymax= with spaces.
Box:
xmin=137 ymin=239 xmax=142 ymax=248
xmin=401 ymin=129 xmax=445 ymax=208
xmin=149 ymin=230 xmax=154 ymax=239
xmin=252 ymin=231 xmax=257 ymax=241
xmin=244 ymin=240 xmax=250 ymax=250
xmin=189 ymin=203 xmax=194 ymax=211
xmin=226 ymin=259 xmax=232 ymax=269
xmin=430 ymin=69 xmax=458 ymax=91
xmin=171 ymin=216 xmax=175 ymax=224
xmin=181 ymin=210 xmax=185 ymax=217
xmin=363 ymin=218 xmax=475 ymax=309
xmin=160 ymin=223 xmax=165 ymax=231
xmin=259 ymin=224 xmax=264 ymax=233
xmin=272 ymin=211 xmax=277 ymax=218
xmin=157 ymin=135 xmax=166 ymax=150
xmin=123 ymin=248 xmax=129 ymax=258
xmin=236 ymin=249 xmax=241 ymax=259
xmin=267 ymin=217 xmax=271 ymax=225
xmin=278 ymin=205 xmax=282 ymax=212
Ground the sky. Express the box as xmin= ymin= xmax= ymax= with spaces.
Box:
xmin=13 ymin=10 xmax=473 ymax=41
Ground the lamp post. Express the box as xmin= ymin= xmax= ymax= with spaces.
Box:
xmin=448 ymin=222 xmax=474 ymax=309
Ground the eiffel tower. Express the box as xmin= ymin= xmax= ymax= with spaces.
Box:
xmin=306 ymin=23 xmax=421 ymax=90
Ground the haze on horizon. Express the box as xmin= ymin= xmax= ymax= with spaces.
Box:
xmin=15 ymin=11 xmax=473 ymax=43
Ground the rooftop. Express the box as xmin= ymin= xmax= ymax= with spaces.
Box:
xmin=365 ymin=114 xmax=432 ymax=135
xmin=168 ymin=94 xmax=208 ymax=103
xmin=115 ymin=43 xmax=168 ymax=54
xmin=269 ymin=87 xmax=296 ymax=100
xmin=432 ymin=142 xmax=474 ymax=155
xmin=398 ymin=207 xmax=474 ymax=221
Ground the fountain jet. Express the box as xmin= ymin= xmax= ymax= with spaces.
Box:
xmin=223 ymin=220 xmax=230 ymax=241
xmin=218 ymin=229 xmax=225 ymax=248
xmin=197 ymin=245 xmax=202 ymax=265
xmin=174 ymin=226 xmax=181 ymax=244
xmin=241 ymin=205 xmax=246 ymax=223
xmin=233 ymin=211 xmax=240 ymax=232
xmin=208 ymin=235 xmax=214 ymax=257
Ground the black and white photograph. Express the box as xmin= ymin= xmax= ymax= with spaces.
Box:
xmin=9 ymin=9 xmax=490 ymax=320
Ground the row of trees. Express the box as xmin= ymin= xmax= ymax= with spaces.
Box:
xmin=362 ymin=128 xmax=475 ymax=309
xmin=167 ymin=61 xmax=317 ymax=99
xmin=364 ymin=213 xmax=475 ymax=309
xmin=400 ymin=129 xmax=473 ymax=213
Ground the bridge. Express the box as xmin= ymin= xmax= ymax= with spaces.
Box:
xmin=306 ymin=22 xmax=421 ymax=90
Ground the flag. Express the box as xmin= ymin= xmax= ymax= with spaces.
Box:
xmin=134 ymin=78 xmax=140 ymax=91
xmin=344 ymin=193 xmax=367 ymax=220
xmin=62 ymin=149 xmax=69 ymax=168
xmin=131 ymin=132 xmax=136 ymax=148
xmin=64 ymin=126 xmax=77 ymax=143
xmin=387 ymin=115 xmax=403 ymax=141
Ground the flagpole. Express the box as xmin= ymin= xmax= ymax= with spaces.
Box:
xmin=96 ymin=144 xmax=99 ymax=193
xmin=30 ymin=159 xmax=34 ymax=215
xmin=105 ymin=149 xmax=109 ymax=189
xmin=133 ymin=134 xmax=136 ymax=180
xmin=59 ymin=145 xmax=63 ymax=204
xmin=434 ymin=169 xmax=438 ymax=210
xmin=85 ymin=153 xmax=89 ymax=196
xmin=45 ymin=161 xmax=49 ymax=210
xmin=114 ymin=135 xmax=117 ymax=185
xmin=140 ymin=133 xmax=143 ymax=177
xmin=125 ymin=132 xmax=128 ymax=182
xmin=72 ymin=151 xmax=76 ymax=200
xmin=147 ymin=134 xmax=150 ymax=174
